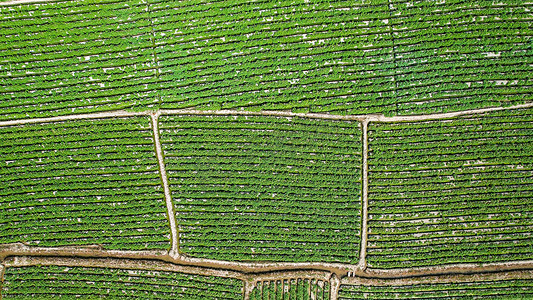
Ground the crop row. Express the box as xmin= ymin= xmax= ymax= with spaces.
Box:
xmin=366 ymin=107 xmax=533 ymax=268
xmin=250 ymin=277 xmax=330 ymax=300
xmin=0 ymin=116 xmax=170 ymax=250
xmin=339 ymin=279 xmax=533 ymax=299
xmin=1 ymin=265 xmax=243 ymax=299
xmin=0 ymin=0 xmax=159 ymax=121
xmin=1 ymin=0 xmax=531 ymax=120
xmin=389 ymin=0 xmax=533 ymax=115
xmin=159 ymin=115 xmax=362 ymax=263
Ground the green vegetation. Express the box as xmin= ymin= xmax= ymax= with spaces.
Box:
xmin=0 ymin=0 xmax=159 ymax=121
xmin=338 ymin=279 xmax=533 ymax=299
xmin=150 ymin=0 xmax=396 ymax=115
xmin=2 ymin=0 xmax=530 ymax=119
xmin=391 ymin=0 xmax=533 ymax=115
xmin=1 ymin=265 xmax=243 ymax=299
xmin=0 ymin=116 xmax=169 ymax=250
xmin=250 ymin=278 xmax=330 ymax=300
xmin=366 ymin=108 xmax=533 ymax=268
xmin=159 ymin=115 xmax=362 ymax=263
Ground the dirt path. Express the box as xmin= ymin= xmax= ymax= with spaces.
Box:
xmin=0 ymin=102 xmax=533 ymax=127
xmin=2 ymin=102 xmax=531 ymax=128
xmin=357 ymin=120 xmax=369 ymax=271
xmin=343 ymin=269 xmax=533 ymax=287
xmin=0 ymin=243 xmax=349 ymax=277
xmin=3 ymin=256 xmax=246 ymax=281
xmin=150 ymin=112 xmax=179 ymax=258
xmin=367 ymin=102 xmax=533 ymax=122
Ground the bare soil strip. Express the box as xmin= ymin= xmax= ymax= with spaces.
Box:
xmin=151 ymin=112 xmax=179 ymax=257
xmin=367 ymin=102 xmax=533 ymax=122
xmin=0 ymin=243 xmax=349 ymax=277
xmin=342 ymin=269 xmax=533 ymax=287
xmin=359 ymin=261 xmax=533 ymax=279
xmin=3 ymin=256 xmax=245 ymax=281
xmin=330 ymin=274 xmax=341 ymax=300
xmin=357 ymin=120 xmax=369 ymax=271
xmin=2 ymin=102 xmax=532 ymax=128
xmin=2 ymin=244 xmax=532 ymax=282
xmin=0 ymin=262 xmax=4 ymax=284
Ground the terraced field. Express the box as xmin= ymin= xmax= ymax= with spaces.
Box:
xmin=339 ymin=279 xmax=533 ymax=299
xmin=1 ymin=264 xmax=243 ymax=299
xmin=0 ymin=0 xmax=159 ymax=121
xmin=366 ymin=108 xmax=533 ymax=269
xmin=159 ymin=115 xmax=362 ymax=263
xmin=1 ymin=0 xmax=532 ymax=299
xmin=0 ymin=116 xmax=170 ymax=250
xmin=250 ymin=277 xmax=331 ymax=300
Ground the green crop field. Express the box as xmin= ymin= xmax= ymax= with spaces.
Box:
xmin=159 ymin=115 xmax=362 ymax=263
xmin=0 ymin=0 xmax=532 ymax=299
xmin=338 ymin=279 xmax=533 ymax=299
xmin=0 ymin=116 xmax=169 ymax=250
xmin=250 ymin=277 xmax=330 ymax=300
xmin=366 ymin=108 xmax=533 ymax=269
xmin=1 ymin=265 xmax=244 ymax=299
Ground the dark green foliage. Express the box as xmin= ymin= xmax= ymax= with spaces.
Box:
xmin=390 ymin=0 xmax=533 ymax=115
xmin=3 ymin=0 xmax=528 ymax=119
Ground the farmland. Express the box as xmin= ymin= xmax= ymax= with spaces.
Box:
xmin=339 ymin=279 xmax=533 ymax=299
xmin=2 ymin=264 xmax=243 ymax=299
xmin=0 ymin=116 xmax=170 ymax=250
xmin=2 ymin=0 xmax=531 ymax=120
xmin=250 ymin=277 xmax=330 ymax=300
xmin=366 ymin=107 xmax=533 ymax=269
xmin=159 ymin=115 xmax=362 ymax=263
xmin=1 ymin=0 xmax=533 ymax=299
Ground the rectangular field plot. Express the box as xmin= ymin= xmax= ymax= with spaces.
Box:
xmin=160 ymin=115 xmax=362 ymax=263
xmin=0 ymin=0 xmax=159 ymax=121
xmin=366 ymin=108 xmax=533 ymax=268
xmin=390 ymin=0 xmax=533 ymax=115
xmin=250 ymin=278 xmax=330 ymax=300
xmin=338 ymin=279 xmax=533 ymax=299
xmin=150 ymin=0 xmax=396 ymax=115
xmin=1 ymin=265 xmax=243 ymax=299
xmin=0 ymin=117 xmax=170 ymax=250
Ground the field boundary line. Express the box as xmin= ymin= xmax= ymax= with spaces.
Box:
xmin=357 ymin=120 xmax=369 ymax=271
xmin=1 ymin=103 xmax=532 ymax=127
xmin=359 ymin=260 xmax=533 ymax=279
xmin=243 ymin=280 xmax=254 ymax=300
xmin=367 ymin=102 xmax=533 ymax=122
xmin=0 ymin=261 xmax=5 ymax=292
xmin=151 ymin=112 xmax=180 ymax=258
xmin=0 ymin=243 xmax=348 ymax=276
xmin=0 ymin=110 xmax=150 ymax=127
xmin=3 ymin=256 xmax=246 ymax=281
xmin=3 ymin=244 xmax=531 ymax=280
xmin=342 ymin=269 xmax=533 ymax=286
xmin=330 ymin=274 xmax=340 ymax=300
